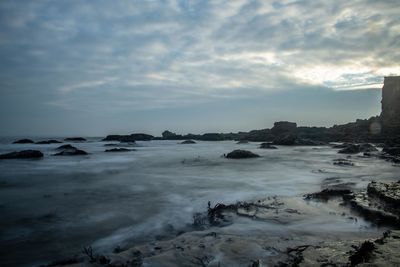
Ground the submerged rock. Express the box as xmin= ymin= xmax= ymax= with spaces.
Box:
xmin=55 ymin=144 xmax=77 ymax=150
xmin=259 ymin=142 xmax=278 ymax=149
xmin=12 ymin=139 xmax=34 ymax=144
xmin=54 ymin=148 xmax=87 ymax=156
xmin=333 ymin=158 xmax=354 ymax=166
xmin=338 ymin=143 xmax=378 ymax=154
xmin=180 ymin=140 xmax=196 ymax=144
xmin=236 ymin=140 xmax=249 ymax=144
xmin=64 ymin=137 xmax=86 ymax=142
xmin=35 ymin=140 xmax=62 ymax=144
xmin=0 ymin=150 xmax=43 ymax=159
xmin=104 ymin=148 xmax=134 ymax=152
xmin=226 ymin=149 xmax=260 ymax=159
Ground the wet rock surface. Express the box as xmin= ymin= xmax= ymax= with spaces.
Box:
xmin=259 ymin=142 xmax=278 ymax=149
xmin=64 ymin=137 xmax=87 ymax=142
xmin=333 ymin=158 xmax=354 ymax=166
xmin=180 ymin=140 xmax=196 ymax=144
xmin=0 ymin=150 xmax=43 ymax=159
xmin=104 ymin=148 xmax=135 ymax=152
xmin=56 ymin=144 xmax=77 ymax=150
xmin=338 ymin=143 xmax=378 ymax=154
xmin=282 ymin=230 xmax=400 ymax=267
xmin=54 ymin=147 xmax=88 ymax=156
xmin=12 ymin=138 xmax=34 ymax=144
xmin=225 ymin=149 xmax=260 ymax=159
xmin=35 ymin=140 xmax=63 ymax=144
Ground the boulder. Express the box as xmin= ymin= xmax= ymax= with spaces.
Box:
xmin=259 ymin=142 xmax=278 ymax=149
xmin=56 ymin=144 xmax=77 ymax=150
xmin=105 ymin=148 xmax=134 ymax=152
xmin=13 ymin=139 xmax=34 ymax=144
xmin=180 ymin=140 xmax=196 ymax=144
xmin=333 ymin=158 xmax=354 ymax=166
xmin=64 ymin=137 xmax=86 ymax=142
xmin=0 ymin=150 xmax=43 ymax=159
xmin=273 ymin=133 xmax=297 ymax=146
xmin=35 ymin=140 xmax=62 ymax=144
xmin=225 ymin=150 xmax=260 ymax=159
xmin=54 ymin=148 xmax=87 ymax=156
xmin=338 ymin=143 xmax=378 ymax=154
xmin=102 ymin=133 xmax=153 ymax=142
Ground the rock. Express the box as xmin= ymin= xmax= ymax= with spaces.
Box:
xmin=0 ymin=150 xmax=43 ymax=159
xmin=225 ymin=150 xmax=260 ymax=159
xmin=199 ymin=133 xmax=224 ymax=141
xmin=64 ymin=137 xmax=86 ymax=142
xmin=338 ymin=143 xmax=378 ymax=154
xmin=367 ymin=181 xmax=400 ymax=207
xmin=333 ymin=158 xmax=354 ymax=166
xmin=54 ymin=148 xmax=88 ymax=156
xmin=381 ymin=76 xmax=400 ymax=134
xmin=56 ymin=144 xmax=77 ymax=150
xmin=271 ymin=121 xmax=297 ymax=136
xmin=259 ymin=142 xmax=278 ymax=149
xmin=383 ymin=146 xmax=400 ymax=156
xmin=35 ymin=140 xmax=62 ymax=144
xmin=102 ymin=133 xmax=153 ymax=142
xmin=236 ymin=140 xmax=249 ymax=144
xmin=273 ymin=133 xmax=297 ymax=146
xmin=13 ymin=139 xmax=34 ymax=144
xmin=304 ymin=188 xmax=352 ymax=201
xmin=282 ymin=230 xmax=400 ymax=267
xmin=180 ymin=140 xmax=196 ymax=144
xmin=162 ymin=130 xmax=183 ymax=140
xmin=104 ymin=148 xmax=134 ymax=152
xmin=295 ymin=139 xmax=326 ymax=146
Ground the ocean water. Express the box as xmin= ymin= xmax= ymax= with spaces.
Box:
xmin=0 ymin=138 xmax=398 ymax=266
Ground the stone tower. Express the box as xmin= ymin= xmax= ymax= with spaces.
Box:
xmin=381 ymin=76 xmax=400 ymax=134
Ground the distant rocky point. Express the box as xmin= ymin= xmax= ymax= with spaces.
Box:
xmin=13 ymin=139 xmax=34 ymax=144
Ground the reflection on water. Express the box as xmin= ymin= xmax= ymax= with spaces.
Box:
xmin=0 ymin=139 xmax=398 ymax=266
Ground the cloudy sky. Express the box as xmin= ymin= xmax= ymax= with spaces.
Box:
xmin=0 ymin=0 xmax=399 ymax=136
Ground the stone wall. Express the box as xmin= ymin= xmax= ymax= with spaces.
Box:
xmin=381 ymin=76 xmax=400 ymax=134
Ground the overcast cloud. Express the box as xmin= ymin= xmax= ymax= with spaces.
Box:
xmin=0 ymin=0 xmax=398 ymax=136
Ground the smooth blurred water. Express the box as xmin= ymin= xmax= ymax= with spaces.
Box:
xmin=0 ymin=138 xmax=398 ymax=266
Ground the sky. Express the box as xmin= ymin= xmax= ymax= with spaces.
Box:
xmin=0 ymin=0 xmax=399 ymax=137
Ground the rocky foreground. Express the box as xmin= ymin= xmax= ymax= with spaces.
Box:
xmin=44 ymin=179 xmax=400 ymax=267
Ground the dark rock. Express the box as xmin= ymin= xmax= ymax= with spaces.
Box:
xmin=295 ymin=139 xmax=326 ymax=146
xmin=273 ymin=133 xmax=297 ymax=146
xmin=367 ymin=181 xmax=400 ymax=207
xmin=180 ymin=140 xmax=196 ymax=144
xmin=259 ymin=142 xmax=278 ymax=149
xmin=304 ymin=188 xmax=352 ymax=201
xmin=236 ymin=140 xmax=249 ymax=144
xmin=199 ymin=133 xmax=224 ymax=141
xmin=338 ymin=143 xmax=378 ymax=154
xmin=271 ymin=121 xmax=297 ymax=136
xmin=102 ymin=133 xmax=153 ymax=142
xmin=383 ymin=146 xmax=400 ymax=156
xmin=64 ymin=137 xmax=86 ymax=142
xmin=13 ymin=139 xmax=34 ymax=144
xmin=333 ymin=158 xmax=354 ymax=166
xmin=35 ymin=140 xmax=62 ymax=144
xmin=381 ymin=76 xmax=400 ymax=134
xmin=162 ymin=130 xmax=183 ymax=140
xmin=104 ymin=148 xmax=134 ymax=152
xmin=54 ymin=148 xmax=87 ymax=156
xmin=0 ymin=150 xmax=43 ymax=159
xmin=225 ymin=149 xmax=260 ymax=159
xmin=103 ymin=143 xmax=121 ymax=147
xmin=56 ymin=144 xmax=77 ymax=150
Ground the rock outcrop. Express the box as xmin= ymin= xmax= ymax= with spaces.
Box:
xmin=35 ymin=140 xmax=62 ymax=144
xmin=102 ymin=133 xmax=153 ymax=142
xmin=64 ymin=137 xmax=86 ymax=142
xmin=381 ymin=76 xmax=400 ymax=134
xmin=225 ymin=149 xmax=260 ymax=159
xmin=13 ymin=139 xmax=34 ymax=144
xmin=180 ymin=140 xmax=196 ymax=144
xmin=271 ymin=121 xmax=297 ymax=136
xmin=0 ymin=150 xmax=43 ymax=159
xmin=54 ymin=147 xmax=88 ymax=156
xmin=259 ymin=142 xmax=278 ymax=149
